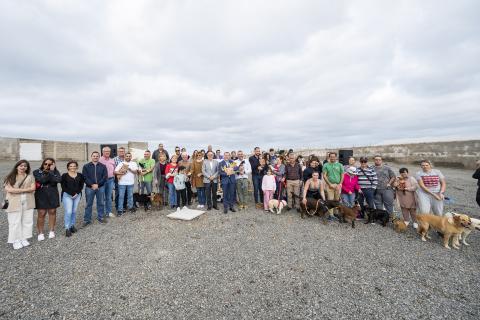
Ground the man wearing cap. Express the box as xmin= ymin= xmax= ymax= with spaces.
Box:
xmin=356 ymin=157 xmax=378 ymax=215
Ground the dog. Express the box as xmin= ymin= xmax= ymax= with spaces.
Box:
xmin=416 ymin=213 xmax=471 ymax=249
xmin=268 ymin=199 xmax=287 ymax=214
xmin=445 ymin=212 xmax=480 ymax=246
xmin=133 ymin=192 xmax=152 ymax=211
xmin=336 ymin=203 xmax=361 ymax=228
xmin=298 ymin=197 xmax=330 ymax=221
xmin=392 ymin=217 xmax=408 ymax=233
xmin=365 ymin=208 xmax=390 ymax=226
xmin=150 ymin=192 xmax=164 ymax=210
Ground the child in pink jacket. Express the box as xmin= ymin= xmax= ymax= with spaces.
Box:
xmin=341 ymin=166 xmax=362 ymax=207
xmin=262 ymin=168 xmax=277 ymax=212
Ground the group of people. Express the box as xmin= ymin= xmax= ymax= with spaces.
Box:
xmin=3 ymin=142 xmax=476 ymax=250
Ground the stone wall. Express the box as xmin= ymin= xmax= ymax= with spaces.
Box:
xmin=296 ymin=140 xmax=480 ymax=169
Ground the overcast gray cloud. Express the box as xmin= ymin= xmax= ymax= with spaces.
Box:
xmin=0 ymin=0 xmax=479 ymax=153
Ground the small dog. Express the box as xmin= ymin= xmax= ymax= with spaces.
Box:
xmin=133 ymin=193 xmax=152 ymax=211
xmin=336 ymin=203 xmax=361 ymax=228
xmin=392 ymin=217 xmax=408 ymax=233
xmin=417 ymin=213 xmax=471 ymax=249
xmin=268 ymin=199 xmax=287 ymax=214
xmin=150 ymin=192 xmax=164 ymax=210
xmin=365 ymin=208 xmax=390 ymax=226
xmin=445 ymin=212 xmax=480 ymax=246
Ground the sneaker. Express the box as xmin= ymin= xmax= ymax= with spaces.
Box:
xmin=196 ymin=204 xmax=201 ymax=208
xmin=108 ymin=212 xmax=114 ymax=217
xmin=70 ymin=226 xmax=78 ymax=233
xmin=264 ymin=209 xmax=269 ymax=212
xmin=66 ymin=229 xmax=72 ymax=237
xmin=98 ymin=219 xmax=107 ymax=224
xmin=48 ymin=231 xmax=55 ymax=239
xmin=38 ymin=233 xmax=45 ymax=241
xmin=413 ymin=222 xmax=418 ymax=229
xmin=13 ymin=241 xmax=23 ymax=250
xmin=117 ymin=211 xmax=124 ymax=217
xmin=21 ymin=240 xmax=30 ymax=247
xmin=255 ymin=203 xmax=263 ymax=209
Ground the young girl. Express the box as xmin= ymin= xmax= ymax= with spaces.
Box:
xmin=165 ymin=155 xmax=178 ymax=209
xmin=262 ymin=168 xmax=276 ymax=212
xmin=174 ymin=166 xmax=188 ymax=209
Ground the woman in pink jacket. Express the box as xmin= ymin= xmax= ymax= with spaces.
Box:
xmin=341 ymin=166 xmax=362 ymax=207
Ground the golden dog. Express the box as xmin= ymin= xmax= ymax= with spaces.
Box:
xmin=417 ymin=213 xmax=471 ymax=249
xmin=392 ymin=217 xmax=407 ymax=233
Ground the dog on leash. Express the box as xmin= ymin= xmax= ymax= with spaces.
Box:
xmin=416 ymin=213 xmax=471 ymax=249
xmin=268 ymin=199 xmax=287 ymax=214
xmin=336 ymin=203 xmax=361 ymax=228
xmin=445 ymin=212 xmax=480 ymax=246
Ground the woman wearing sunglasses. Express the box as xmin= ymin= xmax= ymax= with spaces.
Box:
xmin=33 ymin=158 xmax=61 ymax=241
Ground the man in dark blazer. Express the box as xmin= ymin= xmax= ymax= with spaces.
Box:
xmin=219 ymin=152 xmax=239 ymax=214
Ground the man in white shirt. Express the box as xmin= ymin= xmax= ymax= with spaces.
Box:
xmin=234 ymin=150 xmax=252 ymax=175
xmin=114 ymin=152 xmax=140 ymax=215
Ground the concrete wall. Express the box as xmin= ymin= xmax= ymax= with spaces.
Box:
xmin=0 ymin=137 xmax=147 ymax=162
xmin=296 ymin=140 xmax=480 ymax=169
xmin=0 ymin=137 xmax=19 ymax=161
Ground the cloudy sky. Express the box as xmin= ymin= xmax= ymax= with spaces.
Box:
xmin=0 ymin=0 xmax=479 ymax=152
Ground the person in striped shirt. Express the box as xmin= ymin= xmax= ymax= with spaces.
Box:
xmin=416 ymin=160 xmax=446 ymax=215
xmin=356 ymin=157 xmax=378 ymax=217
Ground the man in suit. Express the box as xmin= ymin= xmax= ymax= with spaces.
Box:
xmin=219 ymin=152 xmax=239 ymax=214
xmin=202 ymin=151 xmax=220 ymax=210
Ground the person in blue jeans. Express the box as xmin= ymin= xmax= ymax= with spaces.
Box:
xmin=61 ymin=161 xmax=85 ymax=237
xmin=114 ymin=152 xmax=140 ymax=215
xmin=249 ymin=147 xmax=264 ymax=209
xmin=219 ymin=152 xmax=239 ymax=214
xmin=82 ymin=152 xmax=108 ymax=226
xmin=99 ymin=146 xmax=116 ymax=218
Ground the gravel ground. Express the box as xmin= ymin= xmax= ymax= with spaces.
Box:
xmin=0 ymin=161 xmax=479 ymax=319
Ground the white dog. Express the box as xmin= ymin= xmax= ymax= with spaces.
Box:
xmin=445 ymin=212 xmax=480 ymax=246
xmin=268 ymin=199 xmax=287 ymax=214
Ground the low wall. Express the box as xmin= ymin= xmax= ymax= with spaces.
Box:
xmin=296 ymin=140 xmax=480 ymax=169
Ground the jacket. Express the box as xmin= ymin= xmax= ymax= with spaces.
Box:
xmin=82 ymin=162 xmax=108 ymax=188
xmin=202 ymin=160 xmax=219 ymax=183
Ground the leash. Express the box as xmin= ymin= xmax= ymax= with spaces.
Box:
xmin=305 ymin=199 xmax=320 ymax=216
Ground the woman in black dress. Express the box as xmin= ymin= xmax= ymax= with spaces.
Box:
xmin=33 ymin=158 xmax=61 ymax=241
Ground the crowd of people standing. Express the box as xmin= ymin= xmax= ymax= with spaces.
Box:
xmin=3 ymin=143 xmax=478 ymax=250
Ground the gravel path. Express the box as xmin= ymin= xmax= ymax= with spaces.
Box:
xmin=0 ymin=161 xmax=479 ymax=319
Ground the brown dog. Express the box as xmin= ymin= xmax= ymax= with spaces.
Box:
xmin=150 ymin=193 xmax=164 ymax=210
xmin=417 ymin=213 xmax=471 ymax=249
xmin=299 ymin=198 xmax=330 ymax=224
xmin=336 ymin=203 xmax=361 ymax=228
xmin=392 ymin=217 xmax=407 ymax=233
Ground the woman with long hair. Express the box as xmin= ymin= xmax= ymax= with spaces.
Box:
xmin=3 ymin=160 xmax=36 ymax=249
xmin=33 ymin=158 xmax=61 ymax=241
xmin=61 ymin=161 xmax=85 ymax=237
